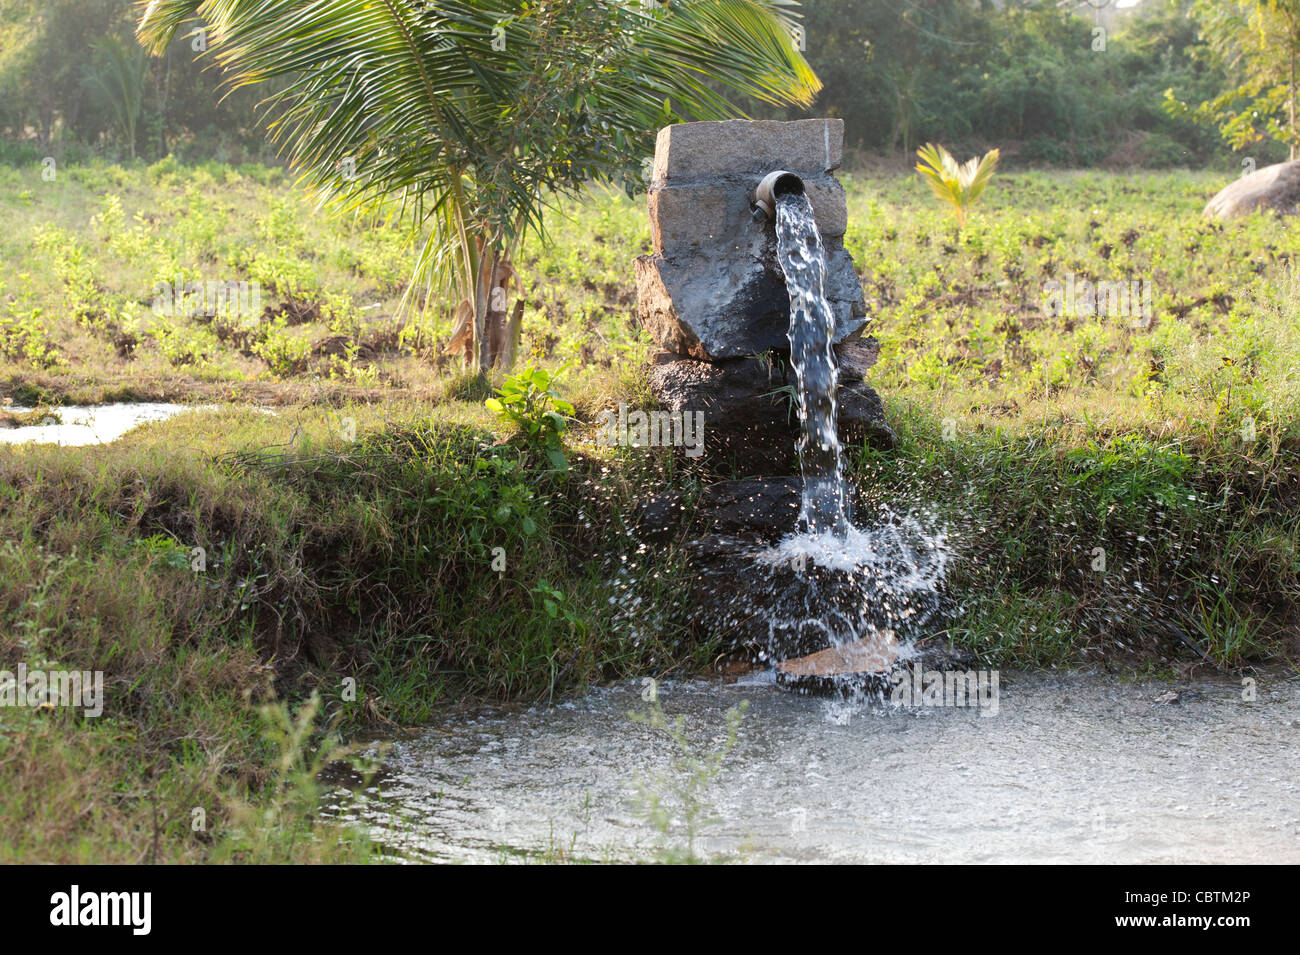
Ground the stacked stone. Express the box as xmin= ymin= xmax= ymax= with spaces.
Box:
xmin=634 ymin=119 xmax=893 ymax=475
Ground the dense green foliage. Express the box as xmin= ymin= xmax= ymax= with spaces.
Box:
xmin=732 ymin=0 xmax=1253 ymax=166
xmin=0 ymin=0 xmax=274 ymax=161
xmin=0 ymin=0 xmax=1285 ymax=168
xmin=1167 ymin=0 xmax=1300 ymax=158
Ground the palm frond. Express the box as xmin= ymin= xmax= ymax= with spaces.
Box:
xmin=915 ymin=142 xmax=999 ymax=229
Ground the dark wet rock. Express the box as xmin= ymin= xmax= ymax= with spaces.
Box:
xmin=1204 ymin=160 xmax=1300 ymax=219
xmin=634 ymin=477 xmax=800 ymax=542
xmin=834 ymin=338 xmax=880 ymax=382
xmin=696 ymin=478 xmax=802 ymax=539
xmin=636 ymin=245 xmax=866 ymax=361
xmin=680 ymin=536 xmax=868 ymax=661
xmin=839 ymin=379 xmax=897 ymax=450
xmin=648 ymin=353 xmax=894 ymax=470
xmin=649 ymin=353 xmax=795 ymax=473
xmin=681 ymin=534 xmax=813 ymax=656
xmin=682 ymin=536 xmax=946 ymax=663
xmin=631 ymin=478 xmax=800 ymax=546
xmin=674 ymin=481 xmax=952 ymax=663
xmin=631 ymin=492 xmax=688 ymax=544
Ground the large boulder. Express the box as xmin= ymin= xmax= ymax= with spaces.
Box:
xmin=635 ymin=119 xmax=868 ymax=360
xmin=1204 ymin=160 xmax=1300 ymax=219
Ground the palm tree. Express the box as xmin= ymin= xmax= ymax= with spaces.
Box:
xmin=914 ymin=142 xmax=999 ymax=230
xmin=86 ymin=35 xmax=150 ymax=160
xmin=136 ymin=0 xmax=819 ymax=372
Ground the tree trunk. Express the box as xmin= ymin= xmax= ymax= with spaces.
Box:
xmin=474 ymin=245 xmax=500 ymax=373
xmin=157 ymin=54 xmax=172 ymax=158
xmin=443 ymin=241 xmax=524 ymax=371
xmin=38 ymin=106 xmax=53 ymax=151
xmin=503 ymin=299 xmax=525 ymax=370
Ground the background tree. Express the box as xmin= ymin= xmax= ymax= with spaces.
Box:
xmin=85 ymin=35 xmax=149 ymax=159
xmin=1174 ymin=0 xmax=1300 ymax=160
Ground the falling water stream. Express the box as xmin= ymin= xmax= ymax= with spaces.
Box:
xmin=745 ymin=189 xmax=950 ymax=667
xmin=774 ymin=192 xmax=849 ymax=537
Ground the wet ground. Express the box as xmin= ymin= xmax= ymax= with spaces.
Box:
xmin=322 ymin=668 xmax=1300 ymax=864
xmin=0 ymin=403 xmax=200 ymax=445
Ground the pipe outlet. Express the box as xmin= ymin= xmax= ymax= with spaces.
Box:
xmin=753 ymin=170 xmax=806 ymax=220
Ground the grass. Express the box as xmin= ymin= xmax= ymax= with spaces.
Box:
xmin=1 ymin=154 xmax=1299 ymax=861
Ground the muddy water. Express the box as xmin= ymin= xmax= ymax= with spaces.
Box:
xmin=323 ymin=670 xmax=1300 ymax=864
xmin=0 ymin=403 xmax=202 ymax=445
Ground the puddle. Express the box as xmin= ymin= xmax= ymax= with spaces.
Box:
xmin=322 ymin=669 xmax=1300 ymax=864
xmin=0 ymin=403 xmax=208 ymax=446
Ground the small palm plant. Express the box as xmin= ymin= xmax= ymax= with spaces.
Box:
xmin=85 ymin=36 xmax=149 ymax=160
xmin=914 ymin=143 xmax=1000 ymax=229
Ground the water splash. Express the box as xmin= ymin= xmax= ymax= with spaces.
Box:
xmin=762 ymin=192 xmax=956 ymax=677
xmin=774 ymin=192 xmax=848 ymax=536
xmin=749 ymin=506 xmax=952 ymax=658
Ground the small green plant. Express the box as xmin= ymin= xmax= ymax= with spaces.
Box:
xmin=0 ymin=301 xmax=59 ymax=369
xmin=531 ymin=579 xmax=587 ymax=632
xmin=485 ymin=363 xmax=574 ymax=470
xmin=629 ymin=699 xmax=748 ymax=864
xmin=915 ymin=143 xmax=1000 ymax=229
xmin=133 ymin=534 xmax=193 ymax=570
xmin=210 ymin=692 xmax=379 ymax=863
xmin=150 ymin=317 xmax=218 ymax=367
xmin=253 ymin=318 xmax=311 ymax=376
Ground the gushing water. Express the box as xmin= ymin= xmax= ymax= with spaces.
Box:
xmin=764 ymin=191 xmax=951 ymax=667
xmin=774 ymin=192 xmax=848 ymax=536
xmin=603 ymin=187 xmax=954 ymax=675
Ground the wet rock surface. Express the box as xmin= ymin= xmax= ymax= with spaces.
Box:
xmin=632 ymin=477 xmax=800 ymax=544
xmin=680 ymin=532 xmax=947 ymax=662
xmin=647 ymin=352 xmax=893 ymax=471
xmin=648 ymin=354 xmax=795 ymax=472
xmin=838 ymin=379 xmax=897 ymax=450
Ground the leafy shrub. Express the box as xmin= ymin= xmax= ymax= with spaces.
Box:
xmin=253 ymin=319 xmax=311 ymax=376
xmin=485 ymin=364 xmax=574 ymax=471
